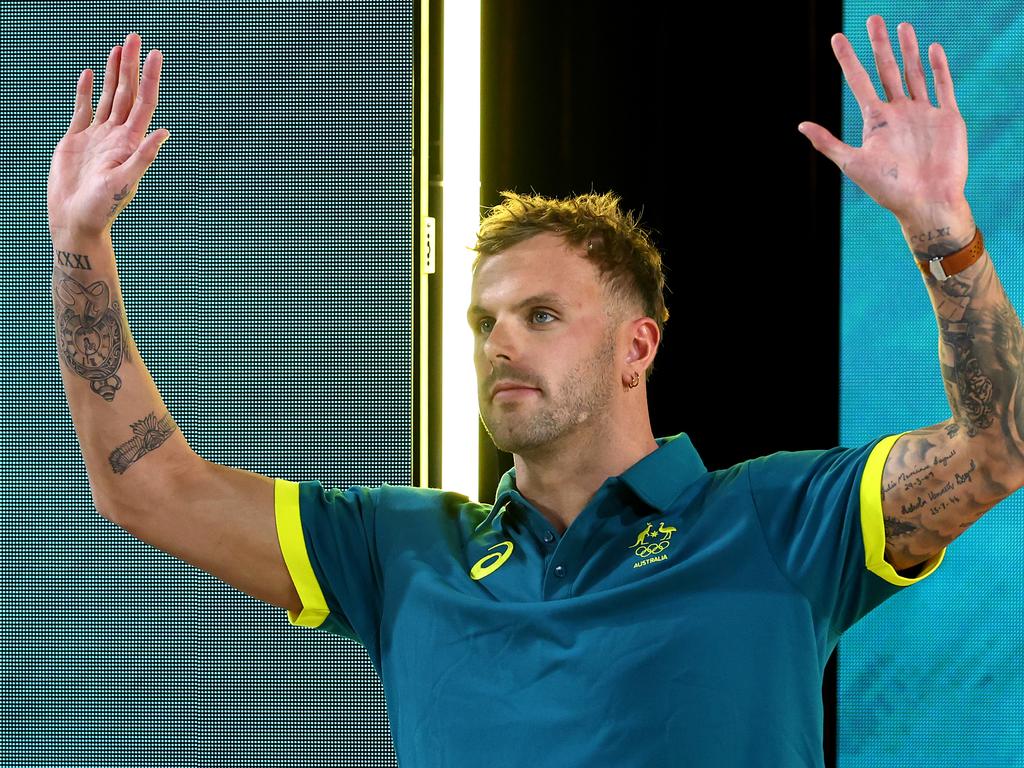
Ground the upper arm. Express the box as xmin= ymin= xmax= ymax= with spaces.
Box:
xmin=106 ymin=455 xmax=302 ymax=615
xmin=881 ymin=418 xmax=1023 ymax=570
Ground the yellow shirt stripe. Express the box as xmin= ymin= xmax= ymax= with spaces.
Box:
xmin=274 ymin=478 xmax=330 ymax=627
xmin=860 ymin=433 xmax=946 ymax=586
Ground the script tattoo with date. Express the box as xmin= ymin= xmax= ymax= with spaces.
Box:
xmin=53 ymin=266 xmax=135 ymax=401
xmin=109 ymin=411 xmax=179 ymax=474
xmin=879 ymin=228 xmax=1024 ymax=571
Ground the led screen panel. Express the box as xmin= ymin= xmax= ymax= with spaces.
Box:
xmin=2 ymin=2 xmax=411 ymax=765
xmin=839 ymin=3 xmax=1024 ymax=765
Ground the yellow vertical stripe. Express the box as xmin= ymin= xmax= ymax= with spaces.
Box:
xmin=274 ymin=478 xmax=330 ymax=628
xmin=860 ymin=433 xmax=946 ymax=586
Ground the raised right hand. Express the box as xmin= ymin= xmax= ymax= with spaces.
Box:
xmin=47 ymin=33 xmax=169 ymax=239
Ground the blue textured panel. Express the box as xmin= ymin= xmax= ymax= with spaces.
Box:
xmin=1 ymin=2 xmax=409 ymax=765
xmin=839 ymin=4 xmax=1024 ymax=766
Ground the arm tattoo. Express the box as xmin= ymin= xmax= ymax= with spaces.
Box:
xmin=879 ymin=230 xmax=1024 ymax=570
xmin=922 ymin=238 xmax=1024 ymax=444
xmin=53 ymin=267 xmax=134 ymax=401
xmin=53 ymin=247 xmax=93 ymax=270
xmin=109 ymin=411 xmax=179 ymax=474
xmin=107 ymin=184 xmax=132 ymax=221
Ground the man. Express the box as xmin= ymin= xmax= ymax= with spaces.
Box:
xmin=48 ymin=14 xmax=1023 ymax=768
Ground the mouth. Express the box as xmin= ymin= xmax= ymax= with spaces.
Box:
xmin=491 ymin=386 xmax=541 ymax=401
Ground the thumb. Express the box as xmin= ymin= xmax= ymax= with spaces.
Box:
xmin=116 ymin=129 xmax=171 ymax=185
xmin=797 ymin=121 xmax=853 ymax=171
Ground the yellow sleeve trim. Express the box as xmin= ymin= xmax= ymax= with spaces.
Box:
xmin=274 ymin=478 xmax=330 ymax=628
xmin=860 ymin=433 xmax=946 ymax=587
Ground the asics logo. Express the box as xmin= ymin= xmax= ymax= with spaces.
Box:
xmin=470 ymin=541 xmax=514 ymax=580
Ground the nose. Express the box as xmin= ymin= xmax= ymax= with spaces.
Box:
xmin=482 ymin=316 xmax=518 ymax=365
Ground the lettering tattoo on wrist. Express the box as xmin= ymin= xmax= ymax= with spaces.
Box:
xmin=53 ymin=247 xmax=92 ymax=271
xmin=53 ymin=267 xmax=133 ymax=401
xmin=109 ymin=411 xmax=179 ymax=474
xmin=909 ymin=226 xmax=953 ymax=252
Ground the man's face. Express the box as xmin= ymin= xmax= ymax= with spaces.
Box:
xmin=469 ymin=232 xmax=622 ymax=454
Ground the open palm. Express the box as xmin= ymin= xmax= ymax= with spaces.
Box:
xmin=799 ymin=16 xmax=968 ymax=221
xmin=47 ymin=33 xmax=169 ymax=238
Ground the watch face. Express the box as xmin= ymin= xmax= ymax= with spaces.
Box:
xmin=62 ymin=310 xmax=123 ymax=371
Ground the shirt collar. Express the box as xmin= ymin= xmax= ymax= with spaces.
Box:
xmin=487 ymin=432 xmax=706 ymax=523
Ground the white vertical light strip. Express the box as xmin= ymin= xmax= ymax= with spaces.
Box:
xmin=441 ymin=0 xmax=480 ymax=498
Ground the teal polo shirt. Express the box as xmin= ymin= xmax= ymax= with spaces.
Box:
xmin=273 ymin=432 xmax=944 ymax=768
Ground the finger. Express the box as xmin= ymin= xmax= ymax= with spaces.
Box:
xmin=67 ymin=69 xmax=94 ymax=134
xmin=929 ymin=42 xmax=960 ymax=113
xmin=113 ymin=129 xmax=171 ymax=187
xmin=94 ymin=44 xmax=121 ymax=124
xmin=831 ymin=33 xmax=882 ymax=112
xmin=897 ymin=22 xmax=929 ymax=103
xmin=126 ymin=49 xmax=163 ymax=134
xmin=797 ymin=121 xmax=855 ymax=171
xmin=866 ymin=15 xmax=906 ymax=101
xmin=110 ymin=33 xmax=140 ymax=125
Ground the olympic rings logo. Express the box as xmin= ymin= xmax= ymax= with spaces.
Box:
xmin=634 ymin=540 xmax=670 ymax=558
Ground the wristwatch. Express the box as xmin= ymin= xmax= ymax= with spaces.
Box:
xmin=915 ymin=227 xmax=984 ymax=282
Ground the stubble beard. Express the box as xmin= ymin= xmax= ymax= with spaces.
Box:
xmin=480 ymin=334 xmax=618 ymax=455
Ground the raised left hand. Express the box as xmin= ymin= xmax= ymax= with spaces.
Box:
xmin=798 ymin=15 xmax=968 ymax=226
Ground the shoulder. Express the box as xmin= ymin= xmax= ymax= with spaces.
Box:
xmin=369 ymin=483 xmax=493 ymax=531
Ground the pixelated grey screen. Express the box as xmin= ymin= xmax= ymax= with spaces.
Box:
xmin=838 ymin=3 xmax=1024 ymax=766
xmin=2 ymin=2 xmax=410 ymax=765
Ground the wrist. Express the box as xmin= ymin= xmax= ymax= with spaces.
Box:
xmin=50 ymin=228 xmax=114 ymax=271
xmin=898 ymin=198 xmax=975 ymax=257
xmin=50 ymin=226 xmax=112 ymax=249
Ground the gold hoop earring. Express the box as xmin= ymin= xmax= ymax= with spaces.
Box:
xmin=628 ymin=371 xmax=640 ymax=389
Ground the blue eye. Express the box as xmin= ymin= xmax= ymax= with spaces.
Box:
xmin=532 ymin=311 xmax=554 ymax=324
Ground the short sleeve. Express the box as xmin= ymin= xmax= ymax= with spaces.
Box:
xmin=273 ymin=477 xmax=383 ymax=647
xmin=746 ymin=433 xmax=945 ymax=639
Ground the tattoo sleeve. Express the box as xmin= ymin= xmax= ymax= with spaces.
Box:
xmin=52 ymin=232 xmax=191 ymax=509
xmin=880 ymin=230 xmax=1024 ymax=570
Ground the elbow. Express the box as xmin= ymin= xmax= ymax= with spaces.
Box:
xmin=93 ymin=495 xmax=127 ymax=528
xmin=91 ymin=488 xmax=140 ymax=533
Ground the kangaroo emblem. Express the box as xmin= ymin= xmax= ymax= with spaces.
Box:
xmin=629 ymin=522 xmax=655 ymax=548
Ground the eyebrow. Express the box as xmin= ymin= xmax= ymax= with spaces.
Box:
xmin=466 ymin=292 xmax=567 ymax=326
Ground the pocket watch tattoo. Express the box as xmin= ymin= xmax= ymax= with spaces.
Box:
xmin=53 ymin=268 xmax=132 ymax=401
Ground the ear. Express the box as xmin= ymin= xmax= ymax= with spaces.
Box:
xmin=624 ymin=317 xmax=660 ymax=375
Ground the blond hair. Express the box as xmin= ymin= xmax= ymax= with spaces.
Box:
xmin=473 ymin=191 xmax=669 ymax=378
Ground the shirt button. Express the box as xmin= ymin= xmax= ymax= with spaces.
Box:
xmin=542 ymin=530 xmax=555 ymax=544
xmin=554 ymin=565 xmax=566 ymax=578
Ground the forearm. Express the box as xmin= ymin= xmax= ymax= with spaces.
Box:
xmin=51 ymin=228 xmax=198 ymax=518
xmin=903 ymin=204 xmax=1024 ymax=478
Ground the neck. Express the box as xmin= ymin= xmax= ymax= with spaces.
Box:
xmin=511 ymin=416 xmax=659 ymax=535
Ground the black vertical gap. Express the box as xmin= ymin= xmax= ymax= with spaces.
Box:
xmin=813 ymin=0 xmax=843 ymax=764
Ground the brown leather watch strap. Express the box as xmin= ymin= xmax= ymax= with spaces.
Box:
xmin=915 ymin=227 xmax=985 ymax=282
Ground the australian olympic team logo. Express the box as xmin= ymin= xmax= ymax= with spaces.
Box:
xmin=629 ymin=521 xmax=677 ymax=569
